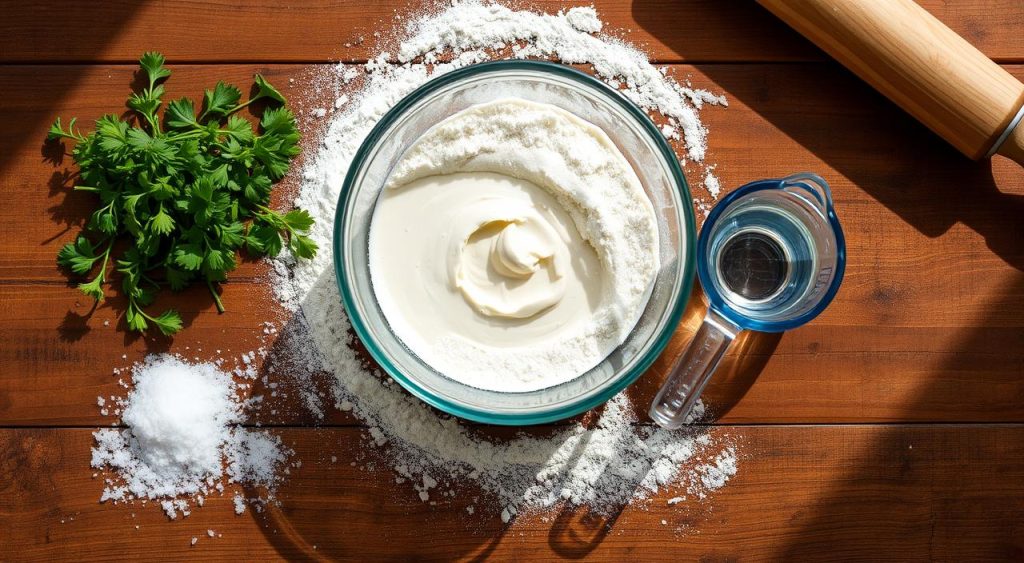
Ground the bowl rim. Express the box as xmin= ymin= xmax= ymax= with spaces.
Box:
xmin=333 ymin=59 xmax=697 ymax=425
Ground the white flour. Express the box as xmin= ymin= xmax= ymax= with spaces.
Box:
xmin=90 ymin=355 xmax=290 ymax=519
xmin=392 ymin=2 xmax=726 ymax=162
xmin=271 ymin=1 xmax=739 ymax=521
xmin=373 ymin=99 xmax=660 ymax=392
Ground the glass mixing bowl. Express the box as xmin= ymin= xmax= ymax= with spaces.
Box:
xmin=334 ymin=60 xmax=696 ymax=425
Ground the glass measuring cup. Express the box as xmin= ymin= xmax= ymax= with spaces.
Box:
xmin=649 ymin=173 xmax=846 ymax=429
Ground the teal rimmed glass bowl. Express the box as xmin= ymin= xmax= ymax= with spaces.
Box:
xmin=334 ymin=60 xmax=696 ymax=425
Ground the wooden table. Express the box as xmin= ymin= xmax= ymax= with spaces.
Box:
xmin=2 ymin=1 xmax=1023 ymax=560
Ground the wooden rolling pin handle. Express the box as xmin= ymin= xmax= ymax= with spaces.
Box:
xmin=757 ymin=0 xmax=1024 ymax=167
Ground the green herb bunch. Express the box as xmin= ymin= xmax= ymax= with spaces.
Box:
xmin=48 ymin=52 xmax=316 ymax=335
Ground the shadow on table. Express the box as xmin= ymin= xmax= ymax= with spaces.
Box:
xmin=53 ymin=271 xmax=214 ymax=348
xmin=2 ymin=6 xmax=145 ymax=177
xmin=775 ymin=276 xmax=1024 ymax=559
xmin=634 ymin=1 xmax=1024 ymax=558
xmin=628 ymin=286 xmax=781 ymax=421
xmin=243 ymin=267 xmax=745 ymax=560
xmin=633 ymin=1 xmax=1024 ymax=273
xmin=238 ymin=269 xmax=526 ymax=560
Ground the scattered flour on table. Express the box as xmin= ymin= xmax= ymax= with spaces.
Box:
xmin=90 ymin=354 xmax=291 ymax=519
xmin=270 ymin=1 xmax=739 ymax=520
xmin=692 ymin=447 xmax=738 ymax=499
xmin=704 ymin=167 xmax=722 ymax=199
xmin=390 ymin=1 xmax=727 ymax=163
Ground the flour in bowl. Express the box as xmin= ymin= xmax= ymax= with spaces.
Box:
xmin=370 ymin=98 xmax=659 ymax=392
xmin=274 ymin=0 xmax=737 ymax=520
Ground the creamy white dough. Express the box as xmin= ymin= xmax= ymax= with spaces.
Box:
xmin=369 ymin=98 xmax=659 ymax=393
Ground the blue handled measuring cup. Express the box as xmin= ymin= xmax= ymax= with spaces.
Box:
xmin=649 ymin=173 xmax=846 ymax=429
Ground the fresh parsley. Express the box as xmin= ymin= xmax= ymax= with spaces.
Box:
xmin=48 ymin=52 xmax=316 ymax=336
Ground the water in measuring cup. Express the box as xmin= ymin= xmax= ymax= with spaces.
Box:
xmin=708 ymin=200 xmax=818 ymax=321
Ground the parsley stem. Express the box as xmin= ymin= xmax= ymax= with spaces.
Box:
xmin=166 ymin=130 xmax=204 ymax=141
xmin=228 ymin=96 xmax=263 ymax=115
xmin=94 ymin=237 xmax=115 ymax=286
xmin=143 ymin=111 xmax=161 ymax=135
xmin=206 ymin=279 xmax=225 ymax=314
xmin=255 ymin=205 xmax=288 ymax=226
xmin=135 ymin=301 xmax=168 ymax=324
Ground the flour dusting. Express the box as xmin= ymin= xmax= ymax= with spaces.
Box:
xmin=273 ymin=0 xmax=738 ymax=521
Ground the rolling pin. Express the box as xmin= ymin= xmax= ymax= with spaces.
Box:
xmin=757 ymin=0 xmax=1024 ymax=166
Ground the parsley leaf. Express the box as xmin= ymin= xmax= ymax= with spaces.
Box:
xmin=149 ymin=309 xmax=183 ymax=335
xmin=223 ymin=115 xmax=254 ymax=143
xmin=48 ymin=52 xmax=314 ymax=335
xmin=283 ymin=209 xmax=315 ymax=231
xmin=58 ymin=236 xmax=101 ymax=275
xmin=166 ymin=98 xmax=198 ymax=129
xmin=253 ymin=74 xmax=287 ymax=104
xmin=173 ymin=242 xmax=204 ymax=271
xmin=139 ymin=52 xmax=172 ymax=86
xmin=201 ymin=81 xmax=242 ymax=119
xmin=150 ymin=206 xmax=175 ymax=235
xmin=290 ymin=233 xmax=318 ymax=260
xmin=78 ymin=277 xmax=106 ymax=302
xmin=128 ymin=91 xmax=161 ymax=119
xmin=247 ymin=223 xmax=282 ymax=257
xmin=48 ymin=116 xmax=82 ymax=141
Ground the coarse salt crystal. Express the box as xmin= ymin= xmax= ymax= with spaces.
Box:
xmin=90 ymin=355 xmax=289 ymax=520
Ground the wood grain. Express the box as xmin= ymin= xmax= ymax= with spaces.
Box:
xmin=3 ymin=282 xmax=1024 ymax=426
xmin=0 ymin=1 xmax=1023 ymax=64
xmin=2 ymin=63 xmax=1024 ymax=426
xmin=2 ymin=2 xmax=1023 ymax=559
xmin=2 ymin=426 xmax=1021 ymax=561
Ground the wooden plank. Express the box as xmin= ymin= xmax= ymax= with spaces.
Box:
xmin=2 ymin=282 xmax=1024 ymax=426
xmin=2 ymin=63 xmax=1024 ymax=426
xmin=0 ymin=1 xmax=1023 ymax=64
xmin=6 ymin=62 xmax=1024 ymax=287
xmin=7 ymin=62 xmax=1024 ymax=284
xmin=0 ymin=0 xmax=816 ymax=64
xmin=1 ymin=2 xmax=1020 ymax=559
xmin=1 ymin=425 xmax=1022 ymax=561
